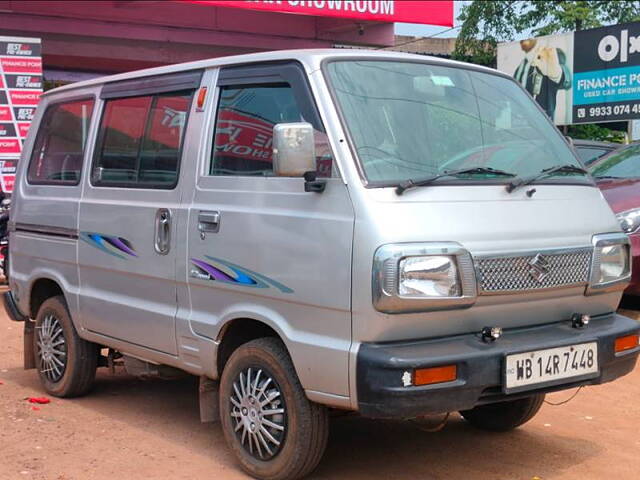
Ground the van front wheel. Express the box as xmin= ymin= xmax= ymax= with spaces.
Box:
xmin=460 ymin=394 xmax=545 ymax=432
xmin=34 ymin=296 xmax=98 ymax=397
xmin=219 ymin=338 xmax=329 ymax=480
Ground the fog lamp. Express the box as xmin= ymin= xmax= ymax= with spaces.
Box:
xmin=481 ymin=326 xmax=503 ymax=342
xmin=571 ymin=313 xmax=590 ymax=328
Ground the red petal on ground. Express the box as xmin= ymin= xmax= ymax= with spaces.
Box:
xmin=27 ymin=397 xmax=50 ymax=404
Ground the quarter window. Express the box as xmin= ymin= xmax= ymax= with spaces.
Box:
xmin=92 ymin=90 xmax=193 ymax=188
xmin=27 ymin=98 xmax=95 ymax=185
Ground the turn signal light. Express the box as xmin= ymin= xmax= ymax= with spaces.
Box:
xmin=615 ymin=334 xmax=639 ymax=353
xmin=197 ymin=87 xmax=208 ymax=110
xmin=414 ymin=365 xmax=457 ymax=386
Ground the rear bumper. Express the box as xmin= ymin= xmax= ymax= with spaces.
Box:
xmin=3 ymin=290 xmax=27 ymax=322
xmin=356 ymin=313 xmax=639 ymax=418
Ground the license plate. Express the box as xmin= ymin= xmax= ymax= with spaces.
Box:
xmin=505 ymin=342 xmax=598 ymax=392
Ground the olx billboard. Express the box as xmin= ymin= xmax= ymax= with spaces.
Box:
xmin=498 ymin=22 xmax=640 ymax=125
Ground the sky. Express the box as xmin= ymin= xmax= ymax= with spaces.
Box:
xmin=394 ymin=1 xmax=467 ymax=38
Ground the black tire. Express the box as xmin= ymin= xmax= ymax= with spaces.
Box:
xmin=460 ymin=394 xmax=545 ymax=432
xmin=34 ymin=295 xmax=98 ymax=397
xmin=219 ymin=337 xmax=329 ymax=480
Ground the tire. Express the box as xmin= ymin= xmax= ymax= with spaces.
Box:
xmin=460 ymin=394 xmax=545 ymax=432
xmin=34 ymin=295 xmax=98 ymax=397
xmin=219 ymin=337 xmax=329 ymax=480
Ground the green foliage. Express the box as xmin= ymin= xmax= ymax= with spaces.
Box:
xmin=567 ymin=124 xmax=626 ymax=143
xmin=453 ymin=1 xmax=640 ymax=67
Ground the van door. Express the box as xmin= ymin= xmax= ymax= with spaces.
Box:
xmin=78 ymin=72 xmax=201 ymax=355
xmin=184 ymin=63 xmax=354 ymax=397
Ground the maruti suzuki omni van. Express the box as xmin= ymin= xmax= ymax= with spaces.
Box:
xmin=4 ymin=50 xmax=639 ymax=480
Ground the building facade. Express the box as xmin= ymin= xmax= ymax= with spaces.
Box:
xmin=0 ymin=1 xmax=396 ymax=84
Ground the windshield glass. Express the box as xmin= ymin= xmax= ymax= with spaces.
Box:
xmin=325 ymin=60 xmax=582 ymax=185
xmin=590 ymin=144 xmax=640 ymax=179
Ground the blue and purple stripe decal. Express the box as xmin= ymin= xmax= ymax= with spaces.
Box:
xmin=191 ymin=256 xmax=293 ymax=294
xmin=80 ymin=232 xmax=137 ymax=260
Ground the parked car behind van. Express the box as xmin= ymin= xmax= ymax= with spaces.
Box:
xmin=4 ymin=50 xmax=639 ymax=480
xmin=590 ymin=143 xmax=640 ymax=296
xmin=572 ymin=139 xmax=619 ymax=167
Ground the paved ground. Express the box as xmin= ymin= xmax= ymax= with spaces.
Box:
xmin=1 ymin=308 xmax=639 ymax=480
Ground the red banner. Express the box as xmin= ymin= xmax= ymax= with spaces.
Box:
xmin=0 ymin=57 xmax=42 ymax=74
xmin=186 ymin=0 xmax=453 ymax=27
xmin=17 ymin=123 xmax=29 ymax=138
xmin=0 ymin=160 xmax=16 ymax=192
xmin=9 ymin=90 xmax=41 ymax=106
xmin=0 ymin=139 xmax=20 ymax=155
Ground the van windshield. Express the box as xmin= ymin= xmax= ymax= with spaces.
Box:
xmin=325 ymin=60 xmax=583 ymax=186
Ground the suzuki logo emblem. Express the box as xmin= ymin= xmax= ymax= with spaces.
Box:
xmin=528 ymin=254 xmax=550 ymax=282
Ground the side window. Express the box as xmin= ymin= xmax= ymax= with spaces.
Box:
xmin=139 ymin=93 xmax=191 ymax=186
xmin=94 ymin=96 xmax=150 ymax=184
xmin=211 ymin=84 xmax=301 ymax=176
xmin=210 ymin=83 xmax=334 ymax=177
xmin=92 ymin=90 xmax=193 ymax=188
xmin=27 ymin=98 xmax=95 ymax=185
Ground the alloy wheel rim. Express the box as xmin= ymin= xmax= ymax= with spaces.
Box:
xmin=230 ymin=367 xmax=287 ymax=460
xmin=36 ymin=313 xmax=67 ymax=382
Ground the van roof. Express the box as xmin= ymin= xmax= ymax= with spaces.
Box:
xmin=44 ymin=48 xmax=503 ymax=97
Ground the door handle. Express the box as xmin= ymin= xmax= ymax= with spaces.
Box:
xmin=198 ymin=210 xmax=221 ymax=235
xmin=154 ymin=208 xmax=172 ymax=255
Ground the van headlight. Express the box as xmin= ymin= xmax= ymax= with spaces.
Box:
xmin=616 ymin=209 xmax=640 ymax=234
xmin=399 ymin=256 xmax=460 ymax=297
xmin=587 ymin=233 xmax=631 ymax=294
xmin=373 ymin=243 xmax=477 ymax=313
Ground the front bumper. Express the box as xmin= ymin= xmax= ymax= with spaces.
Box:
xmin=356 ymin=313 xmax=639 ymax=418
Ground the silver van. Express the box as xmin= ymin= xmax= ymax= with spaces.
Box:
xmin=4 ymin=50 xmax=639 ymax=480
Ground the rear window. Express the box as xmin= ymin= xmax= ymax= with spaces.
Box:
xmin=92 ymin=90 xmax=192 ymax=188
xmin=590 ymin=145 xmax=640 ymax=179
xmin=27 ymin=98 xmax=95 ymax=185
xmin=575 ymin=146 xmax=612 ymax=167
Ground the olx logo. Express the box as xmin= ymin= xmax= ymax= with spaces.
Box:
xmin=598 ymin=29 xmax=640 ymax=62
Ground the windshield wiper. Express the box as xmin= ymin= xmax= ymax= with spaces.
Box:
xmin=505 ymin=164 xmax=588 ymax=193
xmin=395 ymin=167 xmax=516 ymax=195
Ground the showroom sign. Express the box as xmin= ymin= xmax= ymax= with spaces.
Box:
xmin=0 ymin=36 xmax=42 ymax=193
xmin=186 ymin=0 xmax=453 ymax=27
xmin=498 ymin=22 xmax=640 ymax=125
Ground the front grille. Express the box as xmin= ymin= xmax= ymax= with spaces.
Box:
xmin=475 ymin=248 xmax=592 ymax=294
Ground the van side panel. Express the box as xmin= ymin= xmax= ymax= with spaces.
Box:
xmin=10 ymin=88 xmax=100 ymax=324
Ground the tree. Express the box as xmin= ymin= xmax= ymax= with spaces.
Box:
xmin=453 ymin=1 xmax=640 ymax=67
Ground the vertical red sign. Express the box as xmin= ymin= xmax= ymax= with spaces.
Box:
xmin=0 ymin=36 xmax=43 ymax=193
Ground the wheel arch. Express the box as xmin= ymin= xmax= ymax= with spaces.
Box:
xmin=28 ymin=276 xmax=66 ymax=319
xmin=215 ymin=317 xmax=284 ymax=378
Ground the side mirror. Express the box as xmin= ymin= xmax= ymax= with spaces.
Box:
xmin=273 ymin=122 xmax=315 ymax=177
